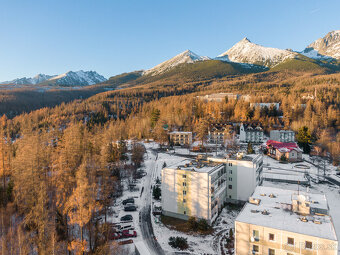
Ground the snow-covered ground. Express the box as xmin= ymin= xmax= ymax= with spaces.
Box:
xmin=108 ymin=142 xmax=340 ymax=255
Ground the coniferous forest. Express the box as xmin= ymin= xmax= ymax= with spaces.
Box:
xmin=0 ymin=68 xmax=339 ymax=254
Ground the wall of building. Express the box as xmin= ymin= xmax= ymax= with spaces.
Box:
xmin=161 ymin=168 xmax=211 ymax=221
xmin=235 ymin=221 xmax=338 ymax=255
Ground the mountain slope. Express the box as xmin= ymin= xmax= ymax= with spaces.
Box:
xmin=302 ymin=30 xmax=340 ymax=59
xmin=1 ymin=74 xmax=56 ymax=85
xmin=45 ymin=70 xmax=106 ymax=86
xmin=143 ymin=50 xmax=210 ymax=76
xmin=218 ymin=38 xmax=297 ymax=68
xmin=1 ymin=71 xmax=106 ymax=87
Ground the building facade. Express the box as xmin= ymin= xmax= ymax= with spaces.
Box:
xmin=270 ymin=130 xmax=295 ymax=143
xmin=169 ymin=131 xmax=192 ymax=146
xmin=235 ymin=186 xmax=338 ymax=255
xmin=240 ymin=123 xmax=264 ymax=143
xmin=266 ymin=140 xmax=303 ymax=162
xmin=208 ymin=123 xmax=234 ymax=145
xmin=161 ymin=160 xmax=227 ymax=224
xmin=208 ymin=154 xmax=263 ymax=203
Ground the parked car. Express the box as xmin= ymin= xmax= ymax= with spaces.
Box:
xmin=124 ymin=205 xmax=137 ymax=211
xmin=120 ymin=214 xmax=133 ymax=222
xmin=122 ymin=198 xmax=135 ymax=205
xmin=119 ymin=224 xmax=134 ymax=231
xmin=110 ymin=232 xmax=122 ymax=240
xmin=121 ymin=230 xmax=137 ymax=238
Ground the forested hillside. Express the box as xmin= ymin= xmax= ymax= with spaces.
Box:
xmin=0 ymin=67 xmax=339 ymax=253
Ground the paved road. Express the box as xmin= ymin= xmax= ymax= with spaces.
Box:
xmin=140 ymin=150 xmax=165 ymax=255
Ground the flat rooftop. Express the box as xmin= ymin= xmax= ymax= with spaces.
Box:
xmin=236 ymin=186 xmax=337 ymax=241
xmin=208 ymin=153 xmax=261 ymax=162
xmin=165 ymin=159 xmax=223 ymax=173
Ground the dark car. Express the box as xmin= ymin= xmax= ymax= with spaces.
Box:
xmin=122 ymin=198 xmax=135 ymax=205
xmin=121 ymin=230 xmax=137 ymax=238
xmin=124 ymin=205 xmax=137 ymax=211
xmin=120 ymin=214 xmax=133 ymax=222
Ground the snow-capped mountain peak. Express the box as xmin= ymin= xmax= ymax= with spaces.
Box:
xmin=47 ymin=70 xmax=107 ymax=86
xmin=0 ymin=71 xmax=106 ymax=86
xmin=143 ymin=50 xmax=210 ymax=76
xmin=217 ymin=38 xmax=297 ymax=68
xmin=0 ymin=74 xmax=56 ymax=85
xmin=301 ymin=30 xmax=340 ymax=59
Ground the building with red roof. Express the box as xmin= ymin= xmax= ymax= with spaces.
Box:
xmin=266 ymin=140 xmax=303 ymax=162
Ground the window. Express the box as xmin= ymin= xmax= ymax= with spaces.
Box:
xmin=269 ymin=248 xmax=275 ymax=255
xmin=252 ymin=245 xmax=259 ymax=252
xmin=228 ymin=185 xmax=232 ymax=189
xmin=287 ymin=237 xmax=294 ymax=246
xmin=182 ymin=174 xmax=186 ymax=178
xmin=229 ymin=195 xmax=231 ymax=198
xmin=252 ymin=230 xmax=259 ymax=241
xmin=183 ymin=182 xmax=187 ymax=186
xmin=183 ymin=199 xmax=186 ymax=203
xmin=305 ymin=241 xmax=313 ymax=249
xmin=229 ymin=170 xmax=232 ymax=174
xmin=228 ymin=163 xmax=233 ymax=166
xmin=269 ymin=233 xmax=275 ymax=241
xmin=229 ymin=177 xmax=232 ymax=181
xmin=183 ymin=211 xmax=186 ymax=215
xmin=183 ymin=190 xmax=186 ymax=195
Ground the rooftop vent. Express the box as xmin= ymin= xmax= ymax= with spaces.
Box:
xmin=300 ymin=216 xmax=308 ymax=222
xmin=269 ymin=193 xmax=276 ymax=198
xmin=249 ymin=197 xmax=261 ymax=205
xmin=260 ymin=193 xmax=266 ymax=196
xmin=313 ymin=220 xmax=322 ymax=224
xmin=261 ymin=210 xmax=270 ymax=215
xmin=251 ymin=209 xmax=259 ymax=213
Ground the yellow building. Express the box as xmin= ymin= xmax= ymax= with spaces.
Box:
xmin=161 ymin=159 xmax=227 ymax=224
xmin=235 ymin=186 xmax=338 ymax=255
xmin=169 ymin=131 xmax=192 ymax=146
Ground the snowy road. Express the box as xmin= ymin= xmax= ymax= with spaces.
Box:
xmin=140 ymin=149 xmax=165 ymax=255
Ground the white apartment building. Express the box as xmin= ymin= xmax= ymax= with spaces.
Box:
xmin=208 ymin=154 xmax=263 ymax=203
xmin=270 ymin=130 xmax=295 ymax=142
xmin=169 ymin=131 xmax=192 ymax=146
xmin=161 ymin=160 xmax=227 ymax=224
xmin=235 ymin=186 xmax=338 ymax=255
xmin=240 ymin=123 xmax=264 ymax=143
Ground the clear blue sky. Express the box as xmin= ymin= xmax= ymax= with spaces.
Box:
xmin=0 ymin=0 xmax=339 ymax=81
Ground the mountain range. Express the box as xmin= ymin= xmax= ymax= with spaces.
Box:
xmin=1 ymin=30 xmax=339 ymax=86
xmin=1 ymin=70 xmax=107 ymax=87
xmin=142 ymin=30 xmax=340 ymax=76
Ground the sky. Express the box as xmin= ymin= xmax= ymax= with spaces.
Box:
xmin=0 ymin=0 xmax=339 ymax=81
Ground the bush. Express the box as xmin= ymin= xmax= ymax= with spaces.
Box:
xmin=187 ymin=217 xmax=198 ymax=231
xmin=168 ymin=236 xmax=189 ymax=250
xmin=197 ymin=218 xmax=209 ymax=231
xmin=152 ymin=185 xmax=161 ymax=200
xmin=280 ymin=154 xmax=287 ymax=162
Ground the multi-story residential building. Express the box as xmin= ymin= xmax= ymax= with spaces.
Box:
xmin=266 ymin=140 xmax=303 ymax=162
xmin=240 ymin=123 xmax=264 ymax=143
xmin=208 ymin=123 xmax=234 ymax=144
xmin=235 ymin=186 xmax=338 ymax=255
xmin=161 ymin=160 xmax=227 ymax=224
xmin=169 ymin=131 xmax=192 ymax=146
xmin=270 ymin=130 xmax=295 ymax=142
xmin=208 ymin=154 xmax=263 ymax=203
